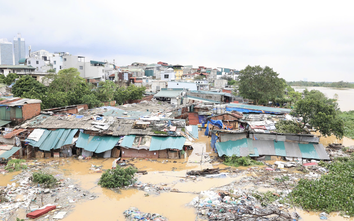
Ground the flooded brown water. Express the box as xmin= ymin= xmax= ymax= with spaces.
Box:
xmin=293 ymin=86 xmax=354 ymax=111
xmin=2 ymin=129 xmax=354 ymax=220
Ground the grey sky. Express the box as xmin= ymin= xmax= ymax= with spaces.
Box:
xmin=1 ymin=0 xmax=354 ymax=82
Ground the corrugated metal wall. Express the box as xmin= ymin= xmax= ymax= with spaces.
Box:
xmin=0 ymin=106 xmax=22 ymax=121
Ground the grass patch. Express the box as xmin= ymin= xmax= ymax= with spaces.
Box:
xmin=292 ymin=157 xmax=354 ymax=216
xmin=153 ymin=130 xmax=167 ymax=135
xmin=98 ymin=166 xmax=137 ymax=188
xmin=5 ymin=159 xmax=27 ymax=172
xmin=252 ymin=191 xmax=280 ymax=207
xmin=223 ymin=155 xmax=263 ymax=167
xmin=32 ymin=172 xmax=57 ymax=188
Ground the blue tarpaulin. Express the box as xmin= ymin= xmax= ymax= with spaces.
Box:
xmin=205 ymin=120 xmax=225 ymax=136
xmin=198 ymin=115 xmax=208 ymax=124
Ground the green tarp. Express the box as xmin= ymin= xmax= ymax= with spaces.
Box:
xmin=25 ymin=129 xmax=78 ymax=151
xmin=0 ymin=146 xmax=20 ymax=159
xmin=299 ymin=143 xmax=320 ymax=159
xmin=149 ymin=136 xmax=186 ymax=151
xmin=76 ymin=132 xmax=120 ymax=153
xmin=120 ymin=135 xmax=136 ymax=148
xmin=215 ymin=138 xmax=328 ymax=160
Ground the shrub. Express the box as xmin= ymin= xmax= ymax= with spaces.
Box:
xmin=5 ymin=159 xmax=27 ymax=172
xmin=98 ymin=166 xmax=137 ymax=188
xmin=223 ymin=155 xmax=263 ymax=167
xmin=32 ymin=172 xmax=57 ymax=188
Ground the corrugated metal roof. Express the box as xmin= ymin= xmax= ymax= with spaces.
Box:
xmin=120 ymin=135 xmax=136 ymax=148
xmin=25 ymin=129 xmax=77 ymax=151
xmin=187 ymin=96 xmax=221 ymax=103
xmin=227 ymin=103 xmax=291 ymax=114
xmin=299 ymin=143 xmax=320 ymax=159
xmin=0 ymin=146 xmax=20 ymax=159
xmin=154 ymin=89 xmax=183 ymax=98
xmin=0 ymin=120 xmax=11 ymax=127
xmin=215 ymin=138 xmax=329 ymax=160
xmin=3 ymin=129 xmax=27 ymax=139
xmin=76 ymin=132 xmax=119 ymax=153
xmin=186 ymin=125 xmax=199 ymax=139
xmin=40 ymin=129 xmax=65 ymax=151
xmin=149 ymin=136 xmax=186 ymax=151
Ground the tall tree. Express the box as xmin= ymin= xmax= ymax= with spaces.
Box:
xmin=96 ymin=80 xmax=116 ymax=102
xmin=12 ymin=75 xmax=47 ymax=97
xmin=238 ymin=65 xmax=286 ymax=104
xmin=292 ymin=89 xmax=344 ymax=138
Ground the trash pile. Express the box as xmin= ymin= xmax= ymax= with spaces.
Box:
xmin=190 ymin=190 xmax=294 ymax=221
xmin=0 ymin=163 xmax=96 ymax=220
xmin=123 ymin=207 xmax=168 ymax=221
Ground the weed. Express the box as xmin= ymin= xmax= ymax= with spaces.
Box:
xmin=275 ymin=176 xmax=289 ymax=182
xmin=342 ymin=146 xmax=349 ymax=152
xmin=252 ymin=191 xmax=280 ymax=207
xmin=223 ymin=155 xmax=263 ymax=167
xmin=292 ymin=159 xmax=354 ymax=216
xmin=98 ymin=166 xmax=137 ymax=188
xmin=32 ymin=172 xmax=57 ymax=188
xmin=153 ymin=130 xmax=167 ymax=135
xmin=5 ymin=159 xmax=27 ymax=172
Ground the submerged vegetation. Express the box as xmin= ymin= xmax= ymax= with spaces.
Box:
xmin=98 ymin=166 xmax=137 ymax=188
xmin=288 ymin=81 xmax=354 ymax=89
xmin=292 ymin=157 xmax=354 ymax=216
xmin=223 ymin=156 xmax=263 ymax=167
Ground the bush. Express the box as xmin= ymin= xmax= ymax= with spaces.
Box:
xmin=5 ymin=159 xmax=27 ymax=172
xmin=32 ymin=172 xmax=57 ymax=188
xmin=98 ymin=166 xmax=137 ymax=188
xmin=223 ymin=155 xmax=263 ymax=167
xmin=292 ymin=159 xmax=354 ymax=216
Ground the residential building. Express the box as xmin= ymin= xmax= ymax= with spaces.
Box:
xmin=173 ymin=65 xmax=183 ymax=80
xmin=51 ymin=52 xmax=66 ymax=73
xmin=0 ymin=97 xmax=41 ymax=125
xmin=160 ymin=68 xmax=175 ymax=81
xmin=13 ymin=33 xmax=26 ymax=65
xmin=214 ymin=79 xmax=228 ymax=89
xmin=0 ymin=65 xmax=35 ymax=77
xmin=151 ymin=80 xmax=167 ymax=93
xmin=153 ymin=88 xmax=187 ymax=105
xmin=62 ymin=54 xmax=106 ymax=80
xmin=167 ymin=81 xmax=197 ymax=90
xmin=0 ymin=39 xmax=14 ymax=65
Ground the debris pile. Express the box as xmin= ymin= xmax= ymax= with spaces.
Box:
xmin=123 ymin=207 xmax=168 ymax=221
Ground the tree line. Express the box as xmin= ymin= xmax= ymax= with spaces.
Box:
xmin=288 ymin=81 xmax=354 ymax=88
xmin=237 ymin=65 xmax=344 ymax=138
xmin=10 ymin=68 xmax=146 ymax=109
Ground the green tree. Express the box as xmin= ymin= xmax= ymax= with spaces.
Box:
xmin=292 ymin=89 xmax=344 ymax=138
xmin=12 ymin=75 xmax=47 ymax=97
xmin=47 ymin=68 xmax=86 ymax=93
xmin=288 ymin=91 xmax=302 ymax=107
xmin=96 ymin=80 xmax=116 ymax=102
xmin=194 ymin=75 xmax=205 ymax=80
xmin=114 ymin=86 xmax=129 ymax=105
xmin=4 ymin=73 xmax=19 ymax=85
xmin=127 ymin=84 xmax=145 ymax=101
xmin=238 ymin=65 xmax=286 ymax=104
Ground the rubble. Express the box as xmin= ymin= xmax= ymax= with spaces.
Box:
xmin=0 ymin=160 xmax=96 ymax=220
xmin=123 ymin=207 xmax=167 ymax=221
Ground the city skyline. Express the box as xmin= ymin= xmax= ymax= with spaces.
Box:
xmin=1 ymin=0 xmax=354 ymax=82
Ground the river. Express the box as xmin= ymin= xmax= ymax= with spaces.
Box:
xmin=292 ymin=86 xmax=354 ymax=111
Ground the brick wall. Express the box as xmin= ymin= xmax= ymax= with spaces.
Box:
xmin=121 ymin=148 xmax=158 ymax=158
xmin=22 ymin=103 xmax=41 ymax=121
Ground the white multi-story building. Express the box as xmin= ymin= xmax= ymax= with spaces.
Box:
xmin=0 ymin=39 xmax=14 ymax=65
xmin=62 ymin=54 xmax=105 ymax=80
xmin=13 ymin=33 xmax=26 ymax=65
xmin=160 ymin=68 xmax=175 ymax=81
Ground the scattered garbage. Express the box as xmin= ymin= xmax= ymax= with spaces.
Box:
xmin=123 ymin=207 xmax=167 ymax=221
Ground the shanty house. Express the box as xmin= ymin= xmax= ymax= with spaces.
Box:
xmin=0 ymin=98 xmax=41 ymax=125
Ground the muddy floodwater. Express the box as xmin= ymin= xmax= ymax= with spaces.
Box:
xmin=2 ymin=130 xmax=354 ymax=221
xmin=293 ymin=86 xmax=354 ymax=111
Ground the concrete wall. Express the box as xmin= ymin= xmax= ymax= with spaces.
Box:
xmin=22 ymin=103 xmax=41 ymax=121
xmin=27 ymin=58 xmax=45 ymax=71
xmin=214 ymin=79 xmax=228 ymax=89
xmin=52 ymin=55 xmax=63 ymax=73
xmin=121 ymin=148 xmax=158 ymax=158
xmin=168 ymin=82 xmax=197 ymax=90
xmin=151 ymin=81 xmax=167 ymax=93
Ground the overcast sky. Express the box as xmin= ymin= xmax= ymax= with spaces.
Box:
xmin=1 ymin=0 xmax=353 ymax=82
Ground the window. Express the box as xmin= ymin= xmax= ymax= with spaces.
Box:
xmin=28 ymin=61 xmax=31 ymax=64
xmin=164 ymin=74 xmax=169 ymax=79
xmin=64 ymin=58 xmax=67 ymax=61
xmin=79 ymin=66 xmax=83 ymax=70
xmin=36 ymin=61 xmax=39 ymax=64
xmin=54 ymin=61 xmax=56 ymax=65
xmin=59 ymin=66 xmax=61 ymax=70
